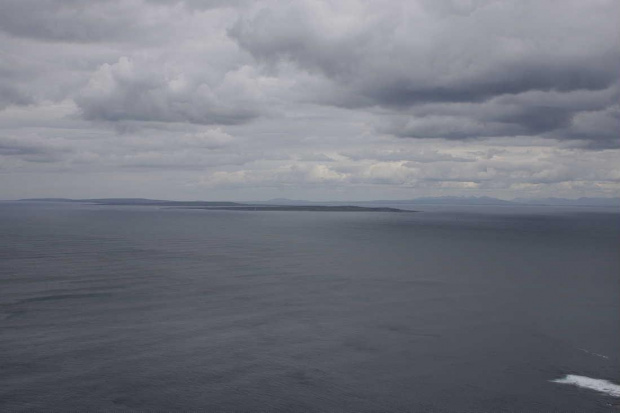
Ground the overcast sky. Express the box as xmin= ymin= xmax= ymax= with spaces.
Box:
xmin=1 ymin=0 xmax=619 ymax=201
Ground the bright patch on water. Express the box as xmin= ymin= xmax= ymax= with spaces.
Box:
xmin=552 ymin=375 xmax=620 ymax=397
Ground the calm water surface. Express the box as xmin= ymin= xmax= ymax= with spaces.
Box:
xmin=1 ymin=202 xmax=619 ymax=412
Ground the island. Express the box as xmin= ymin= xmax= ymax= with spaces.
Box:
xmin=18 ymin=198 xmax=412 ymax=213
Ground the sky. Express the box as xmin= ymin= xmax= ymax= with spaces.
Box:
xmin=1 ymin=0 xmax=619 ymax=201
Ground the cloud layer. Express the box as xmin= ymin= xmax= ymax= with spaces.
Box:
xmin=230 ymin=0 xmax=620 ymax=146
xmin=1 ymin=0 xmax=619 ymax=200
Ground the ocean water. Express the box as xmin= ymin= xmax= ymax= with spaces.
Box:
xmin=1 ymin=201 xmax=619 ymax=412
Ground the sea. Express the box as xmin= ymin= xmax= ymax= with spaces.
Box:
xmin=1 ymin=201 xmax=619 ymax=412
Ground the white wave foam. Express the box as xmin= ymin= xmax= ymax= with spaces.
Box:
xmin=578 ymin=348 xmax=610 ymax=359
xmin=551 ymin=375 xmax=620 ymax=397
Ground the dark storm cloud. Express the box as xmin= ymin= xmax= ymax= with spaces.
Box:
xmin=380 ymin=102 xmax=601 ymax=140
xmin=363 ymin=63 xmax=617 ymax=108
xmin=561 ymin=105 xmax=620 ymax=149
xmin=377 ymin=84 xmax=620 ymax=148
xmin=492 ymin=105 xmax=573 ymax=135
xmin=230 ymin=0 xmax=620 ymax=145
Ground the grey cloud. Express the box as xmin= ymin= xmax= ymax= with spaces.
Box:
xmin=230 ymin=0 xmax=620 ymax=144
xmin=377 ymin=84 xmax=620 ymax=147
xmin=0 ymin=31 xmax=134 ymax=110
xmin=296 ymin=153 xmax=337 ymax=162
xmin=361 ymin=62 xmax=617 ymax=109
xmin=562 ymin=105 xmax=620 ymax=148
xmin=0 ymin=0 xmax=250 ymax=45
xmin=1 ymin=0 xmax=619 ymax=200
xmin=0 ymin=0 xmax=151 ymax=43
xmin=0 ymin=136 xmax=69 ymax=163
xmin=115 ymin=151 xmax=253 ymax=171
xmin=196 ymin=150 xmax=620 ymax=191
xmin=76 ymin=57 xmax=263 ymax=125
xmin=0 ymin=54 xmax=37 ymax=108
xmin=378 ymin=107 xmax=573 ymax=141
xmin=145 ymin=0 xmax=250 ymax=10
xmin=0 ymin=138 xmax=46 ymax=156
xmin=492 ymin=105 xmax=573 ymax=135
xmin=0 ymin=83 xmax=32 ymax=109
xmin=341 ymin=148 xmax=472 ymax=163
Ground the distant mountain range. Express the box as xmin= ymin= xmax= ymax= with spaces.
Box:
xmin=17 ymin=196 xmax=620 ymax=207
xmin=512 ymin=197 xmax=620 ymax=207
xmin=250 ymin=196 xmax=516 ymax=206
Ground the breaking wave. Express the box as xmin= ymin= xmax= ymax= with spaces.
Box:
xmin=551 ymin=375 xmax=620 ymax=397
